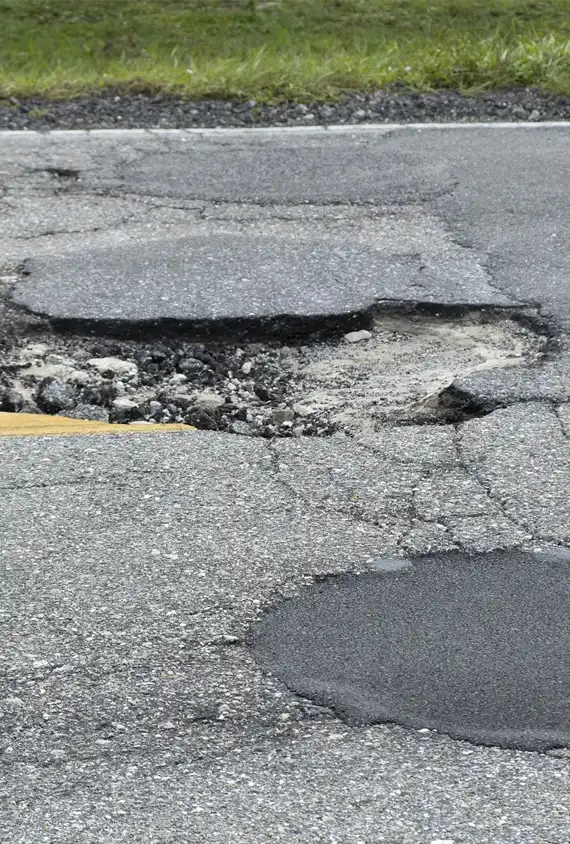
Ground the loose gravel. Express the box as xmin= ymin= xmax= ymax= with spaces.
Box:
xmin=0 ymin=310 xmax=545 ymax=436
xmin=2 ymin=87 xmax=570 ymax=131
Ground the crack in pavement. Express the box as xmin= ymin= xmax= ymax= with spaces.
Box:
xmin=452 ymin=423 xmax=533 ymax=540
xmin=266 ymin=439 xmax=406 ymax=548
xmin=265 ymin=432 xmax=532 ymax=556
xmin=451 ymin=405 xmax=570 ymax=549
xmin=553 ymin=403 xmax=570 ymax=440
xmin=399 ymin=465 xmax=460 ymax=551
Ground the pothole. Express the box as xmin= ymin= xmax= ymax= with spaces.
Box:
xmin=0 ymin=309 xmax=546 ymax=436
xmin=250 ymin=548 xmax=570 ymax=752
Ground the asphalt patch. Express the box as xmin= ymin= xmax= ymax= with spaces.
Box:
xmin=251 ymin=548 xmax=570 ymax=751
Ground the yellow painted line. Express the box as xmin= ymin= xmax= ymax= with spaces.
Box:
xmin=0 ymin=412 xmax=194 ymax=437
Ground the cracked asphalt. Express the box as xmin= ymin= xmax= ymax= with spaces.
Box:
xmin=2 ymin=126 xmax=570 ymax=842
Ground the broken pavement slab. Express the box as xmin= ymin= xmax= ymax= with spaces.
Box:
xmin=12 ymin=226 xmax=514 ymax=337
xmin=3 ymin=125 xmax=570 ymax=331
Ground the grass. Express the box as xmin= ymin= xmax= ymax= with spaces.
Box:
xmin=1 ymin=0 xmax=570 ymax=101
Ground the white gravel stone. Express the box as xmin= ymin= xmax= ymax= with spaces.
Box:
xmin=343 ymin=329 xmax=373 ymax=343
xmin=195 ymin=390 xmax=225 ymax=411
xmin=88 ymin=357 xmax=138 ymax=377
xmin=68 ymin=369 xmax=91 ymax=385
xmin=112 ymin=397 xmax=137 ymax=411
xmin=21 ymin=343 xmax=49 ymax=358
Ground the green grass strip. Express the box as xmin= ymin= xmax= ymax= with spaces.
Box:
xmin=2 ymin=0 xmax=570 ymax=101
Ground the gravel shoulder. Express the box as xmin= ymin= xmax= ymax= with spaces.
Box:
xmin=3 ymin=88 xmax=570 ymax=130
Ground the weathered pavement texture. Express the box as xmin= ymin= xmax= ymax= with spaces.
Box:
xmin=2 ymin=411 xmax=570 ymax=842
xmin=2 ymin=126 xmax=569 ymax=331
xmin=2 ymin=126 xmax=570 ymax=842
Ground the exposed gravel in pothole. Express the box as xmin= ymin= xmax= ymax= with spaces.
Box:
xmin=0 ymin=311 xmax=546 ymax=436
xmin=2 ymin=88 xmax=570 ymax=131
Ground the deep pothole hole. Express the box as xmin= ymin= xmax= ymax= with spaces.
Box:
xmin=0 ymin=309 xmax=547 ymax=436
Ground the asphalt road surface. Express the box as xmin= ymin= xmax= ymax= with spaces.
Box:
xmin=1 ymin=125 xmax=570 ymax=843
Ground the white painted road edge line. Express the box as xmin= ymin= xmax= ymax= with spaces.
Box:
xmin=1 ymin=121 xmax=570 ymax=140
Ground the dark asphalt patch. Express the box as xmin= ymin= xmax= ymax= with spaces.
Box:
xmin=251 ymin=548 xmax=570 ymax=751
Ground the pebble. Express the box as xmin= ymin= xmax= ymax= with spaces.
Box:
xmin=171 ymin=394 xmax=193 ymax=410
xmin=0 ymin=388 xmax=25 ymax=412
xmin=87 ymin=357 xmax=138 ymax=377
xmin=79 ymin=382 xmax=118 ymax=406
xmin=178 ymin=356 xmax=206 ymax=373
xmin=184 ymin=407 xmax=218 ymax=430
xmin=36 ymin=378 xmax=77 ymax=412
xmin=241 ymin=361 xmax=253 ymax=375
xmin=58 ymin=403 xmax=110 ymax=422
xmin=271 ymin=408 xmax=295 ymax=425
xmin=68 ymin=369 xmax=91 ymax=386
xmin=22 ymin=343 xmax=49 ymax=358
xmin=112 ymin=397 xmax=137 ymax=411
xmin=195 ymin=390 xmax=225 ymax=411
xmin=292 ymin=402 xmax=314 ymax=418
xmin=344 ymin=329 xmax=373 ymax=343
xmin=219 ymin=634 xmax=241 ymax=644
xmin=111 ymin=397 xmax=139 ymax=421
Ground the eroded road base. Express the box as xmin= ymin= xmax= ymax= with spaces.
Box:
xmin=0 ymin=299 xmax=548 ymax=437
